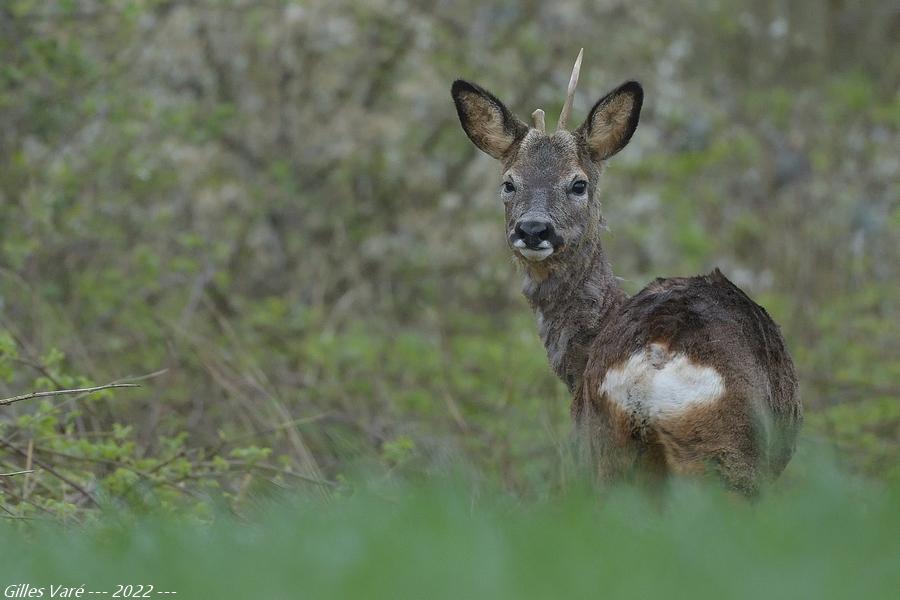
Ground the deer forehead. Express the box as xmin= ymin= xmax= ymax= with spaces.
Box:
xmin=506 ymin=130 xmax=586 ymax=182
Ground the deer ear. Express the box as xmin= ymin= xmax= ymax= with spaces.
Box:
xmin=576 ymin=81 xmax=643 ymax=162
xmin=451 ymin=80 xmax=528 ymax=160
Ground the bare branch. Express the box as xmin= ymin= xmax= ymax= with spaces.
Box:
xmin=108 ymin=369 xmax=169 ymax=385
xmin=557 ymin=48 xmax=584 ymax=132
xmin=0 ymin=469 xmax=34 ymax=477
xmin=216 ymin=460 xmax=338 ymax=489
xmin=0 ymin=383 xmax=140 ymax=407
xmin=0 ymin=439 xmax=100 ymax=507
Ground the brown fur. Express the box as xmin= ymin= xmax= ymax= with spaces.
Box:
xmin=451 ymin=77 xmax=801 ymax=494
xmin=577 ymin=270 xmax=801 ymax=494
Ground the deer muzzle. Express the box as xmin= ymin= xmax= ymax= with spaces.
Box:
xmin=511 ymin=219 xmax=560 ymax=262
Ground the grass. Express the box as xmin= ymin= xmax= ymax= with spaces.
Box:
xmin=1 ymin=448 xmax=898 ymax=600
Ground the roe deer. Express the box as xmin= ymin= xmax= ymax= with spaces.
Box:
xmin=451 ymin=51 xmax=801 ymax=495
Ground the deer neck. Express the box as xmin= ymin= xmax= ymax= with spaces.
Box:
xmin=521 ymin=236 xmax=626 ymax=392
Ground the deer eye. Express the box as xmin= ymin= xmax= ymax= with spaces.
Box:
xmin=571 ymin=180 xmax=588 ymax=195
xmin=502 ymin=181 xmax=516 ymax=194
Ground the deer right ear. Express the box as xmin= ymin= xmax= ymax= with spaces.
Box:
xmin=451 ymin=80 xmax=528 ymax=160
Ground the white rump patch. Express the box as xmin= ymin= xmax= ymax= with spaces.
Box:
xmin=600 ymin=344 xmax=725 ymax=420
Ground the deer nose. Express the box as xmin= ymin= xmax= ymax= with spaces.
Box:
xmin=514 ymin=220 xmax=555 ymax=249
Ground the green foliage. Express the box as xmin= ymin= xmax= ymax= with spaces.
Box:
xmin=0 ymin=331 xmax=17 ymax=382
xmin=808 ymin=398 xmax=900 ymax=483
xmin=1 ymin=464 xmax=898 ymax=598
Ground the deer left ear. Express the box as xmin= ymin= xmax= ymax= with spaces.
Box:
xmin=576 ymin=81 xmax=643 ymax=162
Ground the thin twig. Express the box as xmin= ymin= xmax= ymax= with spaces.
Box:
xmin=211 ymin=460 xmax=338 ymax=488
xmin=0 ymin=439 xmax=100 ymax=507
xmin=29 ymin=445 xmax=201 ymax=500
xmin=0 ymin=474 xmax=57 ymax=517
xmin=14 ymin=0 xmax=291 ymax=21
xmin=0 ymin=383 xmax=140 ymax=407
xmin=109 ymin=369 xmax=169 ymax=385
xmin=212 ymin=413 xmax=329 ymax=451
xmin=0 ymin=470 xmax=34 ymax=477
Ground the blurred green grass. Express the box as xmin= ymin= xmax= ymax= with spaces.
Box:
xmin=2 ymin=450 xmax=897 ymax=599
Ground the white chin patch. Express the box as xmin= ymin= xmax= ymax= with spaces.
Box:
xmin=517 ymin=247 xmax=554 ymax=262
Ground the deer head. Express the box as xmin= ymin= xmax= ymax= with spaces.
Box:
xmin=451 ymin=51 xmax=643 ymax=267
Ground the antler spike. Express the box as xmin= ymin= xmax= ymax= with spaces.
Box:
xmin=531 ymin=109 xmax=546 ymax=133
xmin=556 ymin=48 xmax=583 ymax=132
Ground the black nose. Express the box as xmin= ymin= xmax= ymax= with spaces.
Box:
xmin=514 ymin=220 xmax=555 ymax=248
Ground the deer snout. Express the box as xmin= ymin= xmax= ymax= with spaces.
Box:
xmin=514 ymin=220 xmax=555 ymax=250
xmin=511 ymin=220 xmax=559 ymax=262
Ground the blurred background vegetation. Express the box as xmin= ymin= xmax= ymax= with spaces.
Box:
xmin=0 ymin=0 xmax=897 ymax=520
